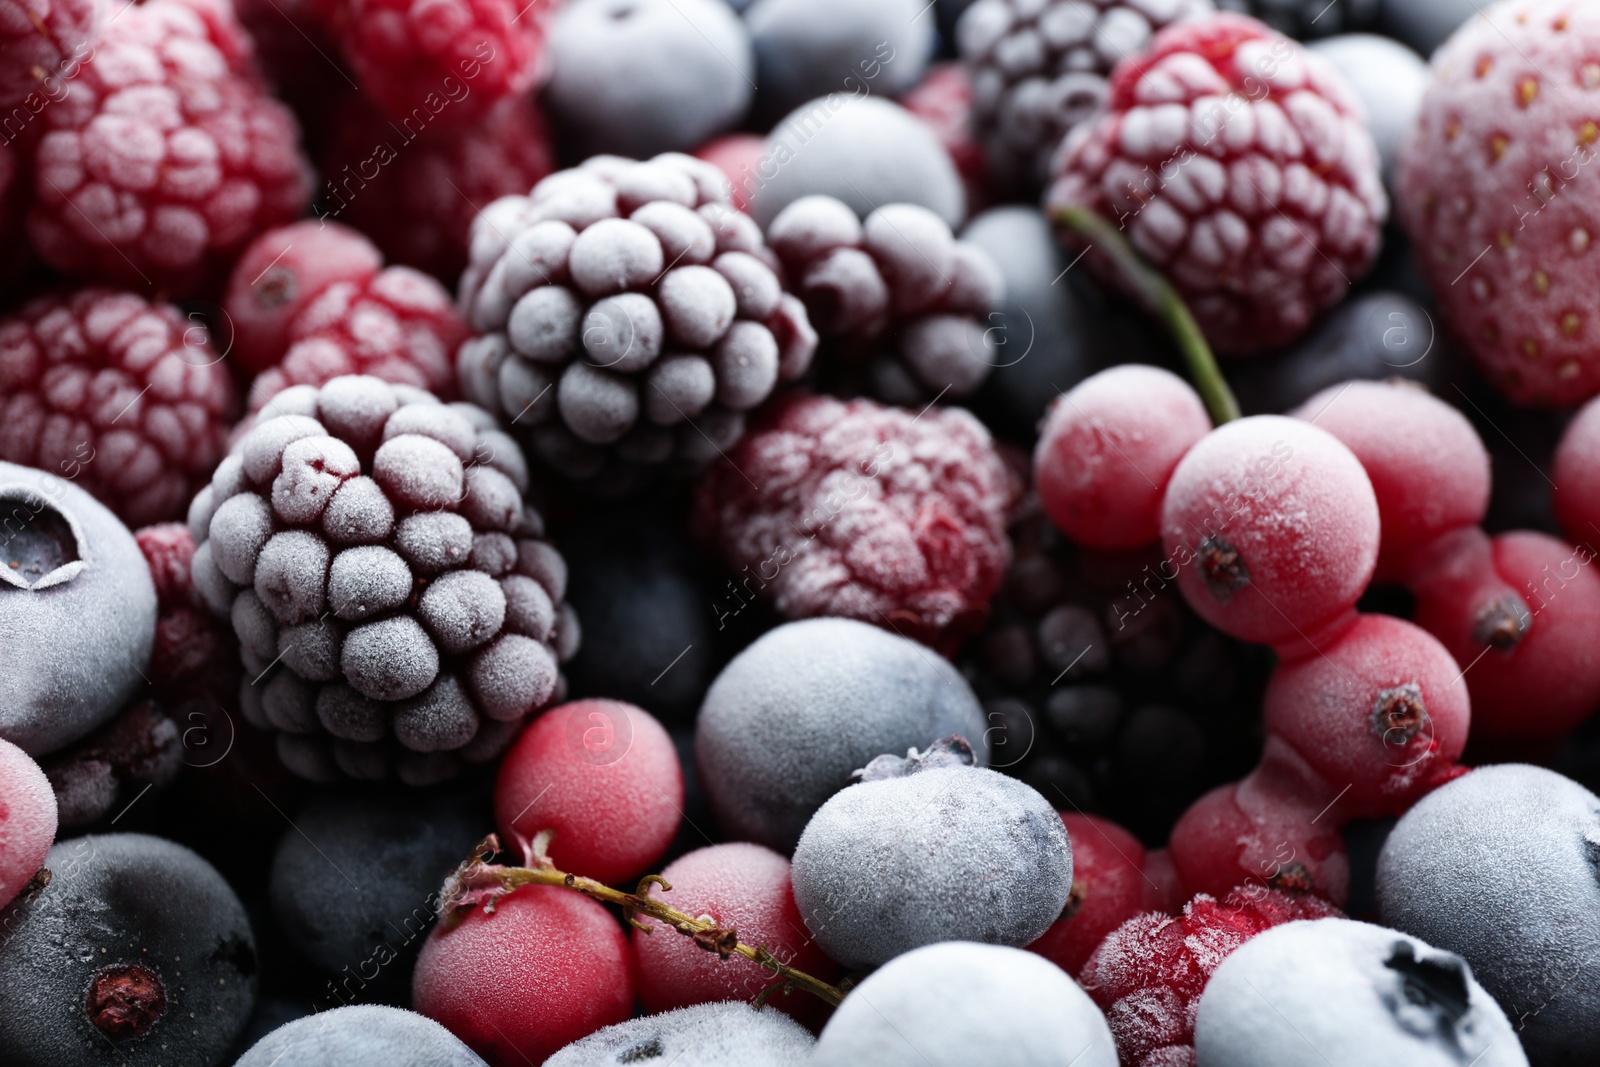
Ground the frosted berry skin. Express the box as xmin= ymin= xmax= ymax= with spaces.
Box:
xmin=494 ymin=699 xmax=682 ymax=886
xmin=1554 ymin=393 xmax=1600 ymax=546
xmin=1046 ymin=13 xmax=1387 ymax=354
xmin=1398 ymin=0 xmax=1600 ymax=406
xmin=320 ymin=95 xmax=556 ymax=282
xmin=957 ymin=0 xmax=1215 ymax=196
xmin=1079 ymin=887 xmax=1339 ymax=1067
xmin=0 ymin=738 xmax=56 ymax=908
xmin=1194 ymin=918 xmax=1529 ymax=1067
xmin=1035 ymin=365 xmax=1211 ymax=550
xmin=187 ymin=375 xmax=576 ymax=784
xmin=1291 ymin=380 xmax=1490 ymax=583
xmin=696 ymin=394 xmax=1015 ymax=652
xmin=0 ymin=290 xmax=239 ymax=527
xmin=1028 ymin=813 xmax=1163 ymax=977
xmin=0 ymin=0 xmax=95 ymax=111
xmin=1377 ymin=765 xmax=1600 ymax=1066
xmin=40 ymin=698 xmax=184 ymax=828
xmin=235 ymin=1005 xmax=488 ymax=1067
xmin=547 ymin=1002 xmax=815 ymax=1067
xmin=765 ymin=194 xmax=1004 ymax=403
xmin=631 ymin=843 xmax=839 ymax=1027
xmin=26 ymin=0 xmax=313 ymax=295
xmin=1408 ymin=527 xmax=1600 ymax=742
xmin=1159 ymin=415 xmax=1379 ymax=652
xmin=413 ymin=885 xmax=632 ymax=1067
xmin=456 ymin=152 xmax=817 ymax=491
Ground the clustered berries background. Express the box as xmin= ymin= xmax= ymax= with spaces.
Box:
xmin=2 ymin=0 xmax=1600 ymax=1064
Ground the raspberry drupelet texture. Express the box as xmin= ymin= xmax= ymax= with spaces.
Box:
xmin=1046 ymin=13 xmax=1387 ymax=354
xmin=321 ymin=0 xmax=551 ymax=124
xmin=765 ymin=194 xmax=1003 ymax=405
xmin=696 ymin=393 xmax=1016 ymax=653
xmin=136 ymin=521 xmax=232 ymax=684
xmin=957 ymin=0 xmax=1215 ymax=197
xmin=0 ymin=0 xmax=96 ymax=111
xmin=26 ymin=0 xmax=313 ymax=295
xmin=187 ymin=374 xmax=578 ymax=784
xmin=320 ymin=95 xmax=556 ymax=282
xmin=0 ymin=289 xmax=239 ymax=527
xmin=457 ymin=152 xmax=818 ymax=492
xmin=1398 ymin=0 xmax=1600 ymax=406
xmin=1079 ymin=887 xmax=1340 ymax=1067
xmin=1035 ymin=365 xmax=1212 ymax=550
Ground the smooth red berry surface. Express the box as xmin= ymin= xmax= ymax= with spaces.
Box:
xmin=495 ymin=699 xmax=683 ymax=886
xmin=1028 ymin=813 xmax=1161 ymax=978
xmin=694 ymin=134 xmax=767 ymax=215
xmin=1036 ymin=365 xmax=1211 ymax=550
xmin=1553 ymin=393 xmax=1600 ymax=546
xmin=413 ymin=885 xmax=632 ymax=1066
xmin=0 ymin=737 xmax=57 ymax=909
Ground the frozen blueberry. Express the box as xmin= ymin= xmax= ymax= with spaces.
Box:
xmin=1309 ymin=35 xmax=1429 ymax=193
xmin=0 ymin=834 xmax=256 ymax=1066
xmin=1195 ymin=918 xmax=1528 ymax=1067
xmin=0 ymin=462 xmax=157 ymax=756
xmin=1377 ymin=765 xmax=1600 ymax=1065
xmin=544 ymin=1002 xmax=814 ymax=1066
xmin=695 ymin=618 xmax=988 ymax=851
xmin=811 ymin=941 xmax=1118 ymax=1066
xmin=744 ymin=0 xmax=933 ymax=125
xmin=235 ymin=1005 xmax=486 ymax=1067
xmin=791 ymin=751 xmax=1071 ymax=967
xmin=544 ymin=0 xmax=754 ymax=159
xmin=1378 ymin=0 xmax=1479 ymax=57
xmin=751 ymin=95 xmax=965 ymax=229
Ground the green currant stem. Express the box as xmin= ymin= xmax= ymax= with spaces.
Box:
xmin=1054 ymin=205 xmax=1241 ymax=426
xmin=438 ymin=836 xmax=845 ymax=1008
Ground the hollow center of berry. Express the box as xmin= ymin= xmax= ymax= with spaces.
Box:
xmin=0 ymin=496 xmax=82 ymax=589
xmin=1384 ymin=942 xmax=1471 ymax=1038
xmin=1372 ymin=684 xmax=1428 ymax=745
xmin=85 ymin=963 xmax=166 ymax=1040
xmin=1197 ymin=537 xmax=1249 ymax=602
xmin=1472 ymin=596 xmax=1531 ymax=649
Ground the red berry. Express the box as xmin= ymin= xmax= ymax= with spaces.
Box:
xmin=631 ymin=842 xmax=839 ymax=1028
xmin=696 ymin=393 xmax=1016 ymax=653
xmin=0 ymin=0 xmax=95 ymax=111
xmin=1035 ymin=365 xmax=1211 ymax=550
xmin=223 ymin=221 xmax=385 ymax=376
xmin=1292 ymin=380 xmax=1490 ymax=583
xmin=1409 ymin=527 xmax=1600 ymax=741
xmin=414 ymin=885 xmax=632 ymax=1066
xmin=1028 ymin=813 xmax=1161 ymax=977
xmin=1553 ymin=393 xmax=1600 ymax=545
xmin=1079 ymin=886 xmax=1340 ymax=1067
xmin=136 ymin=522 xmax=228 ymax=683
xmin=1397 ymin=0 xmax=1600 ymax=406
xmin=901 ymin=62 xmax=994 ymax=219
xmin=1159 ymin=415 xmax=1378 ymax=651
xmin=694 ymin=133 xmax=767 ymax=215
xmin=26 ymin=0 xmax=313 ymax=295
xmin=1263 ymin=613 xmax=1469 ymax=818
xmin=1046 ymin=13 xmax=1387 ymax=354
xmin=0 ymin=289 xmax=239 ymax=527
xmin=0 ymin=737 xmax=56 ymax=908
xmin=495 ymin=699 xmax=683 ymax=886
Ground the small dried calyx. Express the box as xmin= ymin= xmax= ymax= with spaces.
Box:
xmin=86 ymin=963 xmax=166 ymax=1040
xmin=1473 ymin=596 xmax=1531 ymax=649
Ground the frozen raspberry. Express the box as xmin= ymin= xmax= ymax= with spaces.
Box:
xmin=0 ymin=0 xmax=96 ymax=111
xmin=1081 ymin=887 xmax=1339 ymax=1067
xmin=137 ymin=522 xmax=231 ymax=683
xmin=456 ymin=152 xmax=817 ymax=491
xmin=25 ymin=0 xmax=313 ymax=296
xmin=1399 ymin=0 xmax=1600 ymax=405
xmin=187 ymin=374 xmax=578 ymax=784
xmin=0 ymin=289 xmax=240 ymax=527
xmin=958 ymin=0 xmax=1214 ymax=197
xmin=1046 ymin=12 xmax=1387 ymax=354
xmin=323 ymin=0 xmax=551 ymax=124
xmin=766 ymin=194 xmax=1003 ymax=404
xmin=901 ymin=62 xmax=995 ymax=218
xmin=695 ymin=393 xmax=1016 ymax=653
xmin=319 ymin=95 xmax=556 ymax=282
xmin=0 ymin=737 xmax=56 ymax=909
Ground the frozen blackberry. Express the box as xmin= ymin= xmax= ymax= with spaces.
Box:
xmin=766 ymin=194 xmax=1004 ymax=404
xmin=456 ymin=153 xmax=817 ymax=492
xmin=958 ymin=0 xmax=1215 ymax=197
xmin=187 ymin=374 xmax=577 ymax=784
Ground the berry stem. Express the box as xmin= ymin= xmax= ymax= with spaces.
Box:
xmin=1054 ymin=206 xmax=1240 ymax=426
xmin=437 ymin=835 xmax=846 ymax=1008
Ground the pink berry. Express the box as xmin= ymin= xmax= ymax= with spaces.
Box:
xmin=136 ymin=522 xmax=229 ymax=684
xmin=1159 ymin=415 xmax=1379 ymax=650
xmin=901 ymin=62 xmax=993 ymax=219
xmin=694 ymin=133 xmax=767 ymax=215
xmin=1035 ymin=365 xmax=1211 ymax=550
xmin=0 ymin=0 xmax=95 ymax=111
xmin=1263 ymin=613 xmax=1469 ymax=818
xmin=631 ymin=842 xmax=839 ymax=1028
xmin=495 ymin=699 xmax=683 ymax=886
xmin=1410 ymin=527 xmax=1600 ymax=741
xmin=1292 ymin=380 xmax=1490 ymax=582
xmin=1028 ymin=813 xmax=1162 ymax=978
xmin=413 ymin=885 xmax=632 ymax=1066
xmin=0 ymin=737 xmax=57 ymax=908
xmin=1553 ymin=393 xmax=1600 ymax=545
